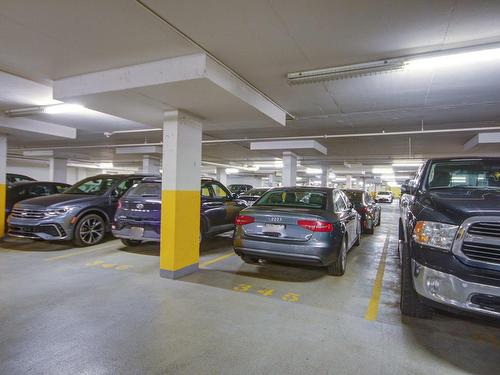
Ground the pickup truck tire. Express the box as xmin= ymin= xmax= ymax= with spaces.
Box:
xmin=327 ymin=238 xmax=347 ymax=276
xmin=364 ymin=220 xmax=375 ymax=234
xmin=376 ymin=212 xmax=381 ymax=226
xmin=73 ymin=214 xmax=106 ymax=247
xmin=241 ymin=255 xmax=260 ymax=264
xmin=121 ymin=239 xmax=142 ymax=247
xmin=400 ymin=242 xmax=433 ymax=319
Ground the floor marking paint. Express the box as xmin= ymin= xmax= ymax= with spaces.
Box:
xmin=45 ymin=243 xmax=119 ymax=261
xmin=200 ymin=252 xmax=235 ymax=268
xmin=365 ymin=231 xmax=391 ymax=321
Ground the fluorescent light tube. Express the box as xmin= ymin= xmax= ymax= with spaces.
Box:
xmin=406 ymin=47 xmax=500 ymax=70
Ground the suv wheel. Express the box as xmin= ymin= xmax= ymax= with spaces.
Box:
xmin=121 ymin=239 xmax=142 ymax=247
xmin=400 ymin=241 xmax=433 ymax=319
xmin=73 ymin=214 xmax=105 ymax=247
xmin=327 ymin=238 xmax=347 ymax=276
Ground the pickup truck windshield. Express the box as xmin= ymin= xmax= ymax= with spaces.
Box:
xmin=427 ymin=160 xmax=500 ymax=190
xmin=65 ymin=177 xmax=120 ymax=195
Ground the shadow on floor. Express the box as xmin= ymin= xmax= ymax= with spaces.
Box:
xmin=0 ymin=234 xmax=118 ymax=252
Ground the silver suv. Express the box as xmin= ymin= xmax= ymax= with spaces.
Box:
xmin=7 ymin=174 xmax=150 ymax=246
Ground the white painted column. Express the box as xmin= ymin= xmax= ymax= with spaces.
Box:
xmin=268 ymin=173 xmax=275 ymax=187
xmin=320 ymin=169 xmax=328 ymax=187
xmin=160 ymin=110 xmax=202 ymax=279
xmin=0 ymin=136 xmax=6 ymax=237
xmin=346 ymin=175 xmax=352 ymax=189
xmin=143 ymin=155 xmax=161 ymax=175
xmin=49 ymin=158 xmax=67 ymax=183
xmin=216 ymin=167 xmax=227 ymax=186
xmin=282 ymin=151 xmax=297 ymax=187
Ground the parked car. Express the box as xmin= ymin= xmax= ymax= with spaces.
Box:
xmin=238 ymin=187 xmax=269 ymax=206
xmin=228 ymin=184 xmax=253 ymax=196
xmin=376 ymin=191 xmax=393 ymax=203
xmin=233 ymin=187 xmax=361 ymax=276
xmin=7 ymin=174 xmax=150 ymax=246
xmin=112 ymin=177 xmax=247 ymax=246
xmin=7 ymin=173 xmax=36 ymax=185
xmin=399 ymin=157 xmax=500 ymax=319
xmin=343 ymin=189 xmax=381 ymax=234
xmin=6 ymin=181 xmax=70 ymax=218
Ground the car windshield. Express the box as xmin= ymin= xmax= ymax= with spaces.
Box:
xmin=254 ymin=189 xmax=327 ymax=209
xmin=64 ymin=177 xmax=120 ymax=195
xmin=344 ymin=190 xmax=363 ymax=203
xmin=125 ymin=182 xmax=161 ymax=197
xmin=427 ymin=160 xmax=500 ymax=190
xmin=245 ymin=188 xmax=267 ymax=196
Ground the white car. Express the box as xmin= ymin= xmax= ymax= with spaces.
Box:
xmin=376 ymin=191 xmax=393 ymax=203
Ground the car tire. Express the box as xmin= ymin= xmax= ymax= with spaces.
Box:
xmin=241 ymin=255 xmax=259 ymax=264
xmin=400 ymin=240 xmax=433 ymax=319
xmin=327 ymin=238 xmax=347 ymax=276
xmin=376 ymin=212 xmax=381 ymax=226
xmin=121 ymin=239 xmax=142 ymax=247
xmin=364 ymin=219 xmax=375 ymax=234
xmin=73 ymin=214 xmax=106 ymax=247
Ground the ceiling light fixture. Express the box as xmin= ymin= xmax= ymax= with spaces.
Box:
xmin=306 ymin=168 xmax=323 ymax=174
xmin=225 ymin=168 xmax=239 ymax=174
xmin=287 ymin=43 xmax=500 ymax=85
xmin=5 ymin=103 xmax=87 ymax=117
xmin=372 ymin=167 xmax=394 ymax=174
xmin=287 ymin=59 xmax=406 ymax=85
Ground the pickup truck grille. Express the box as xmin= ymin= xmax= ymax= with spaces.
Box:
xmin=10 ymin=208 xmax=46 ymax=219
xmin=468 ymin=222 xmax=500 ymax=238
xmin=462 ymin=242 xmax=500 ymax=265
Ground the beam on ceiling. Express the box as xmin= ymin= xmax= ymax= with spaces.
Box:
xmin=250 ymin=140 xmax=327 ymax=155
xmin=464 ymin=132 xmax=500 ymax=150
xmin=115 ymin=146 xmax=162 ymax=154
xmin=0 ymin=116 xmax=77 ymax=139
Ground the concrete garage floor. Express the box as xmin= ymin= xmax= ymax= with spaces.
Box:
xmin=0 ymin=205 xmax=499 ymax=375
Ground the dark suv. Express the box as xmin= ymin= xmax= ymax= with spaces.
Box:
xmin=399 ymin=158 xmax=500 ymax=319
xmin=7 ymin=174 xmax=151 ymax=246
xmin=112 ymin=177 xmax=247 ymax=246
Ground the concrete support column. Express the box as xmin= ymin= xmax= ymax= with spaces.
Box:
xmin=0 ymin=136 xmax=6 ymax=237
xmin=282 ymin=151 xmax=297 ymax=187
xmin=143 ymin=156 xmax=161 ymax=175
xmin=160 ymin=110 xmax=202 ymax=279
xmin=320 ymin=169 xmax=328 ymax=187
xmin=216 ymin=167 xmax=227 ymax=186
xmin=268 ymin=173 xmax=275 ymax=187
xmin=49 ymin=158 xmax=67 ymax=183
xmin=346 ymin=175 xmax=352 ymax=189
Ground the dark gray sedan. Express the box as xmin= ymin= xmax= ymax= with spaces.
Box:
xmin=233 ymin=187 xmax=361 ymax=275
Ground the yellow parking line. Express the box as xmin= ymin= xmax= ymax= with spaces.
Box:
xmin=45 ymin=243 xmax=119 ymax=261
xmin=364 ymin=232 xmax=391 ymax=321
xmin=200 ymin=252 xmax=235 ymax=268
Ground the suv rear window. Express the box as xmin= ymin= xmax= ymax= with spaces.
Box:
xmin=254 ymin=190 xmax=327 ymax=209
xmin=125 ymin=182 xmax=161 ymax=197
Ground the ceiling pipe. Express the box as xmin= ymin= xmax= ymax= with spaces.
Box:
xmin=10 ymin=125 xmax=500 ymax=152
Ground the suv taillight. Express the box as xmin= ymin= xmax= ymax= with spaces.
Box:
xmin=297 ymin=219 xmax=333 ymax=232
xmin=235 ymin=215 xmax=255 ymax=225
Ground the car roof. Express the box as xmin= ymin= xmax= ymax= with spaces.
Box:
xmin=427 ymin=157 xmax=500 ymax=162
xmin=343 ymin=189 xmax=365 ymax=193
xmin=9 ymin=181 xmax=70 ymax=187
xmin=266 ymin=186 xmax=334 ymax=192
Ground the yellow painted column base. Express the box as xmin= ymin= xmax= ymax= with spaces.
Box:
xmin=160 ymin=190 xmax=201 ymax=279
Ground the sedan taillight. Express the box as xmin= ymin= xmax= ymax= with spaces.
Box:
xmin=235 ymin=215 xmax=255 ymax=225
xmin=297 ymin=219 xmax=333 ymax=232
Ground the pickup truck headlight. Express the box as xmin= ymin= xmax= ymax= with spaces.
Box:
xmin=413 ymin=221 xmax=458 ymax=251
xmin=45 ymin=207 xmax=74 ymax=217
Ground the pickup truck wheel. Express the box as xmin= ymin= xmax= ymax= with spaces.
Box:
xmin=121 ymin=239 xmax=142 ymax=247
xmin=73 ymin=214 xmax=105 ymax=247
xmin=327 ymin=238 xmax=347 ymax=276
xmin=400 ymin=242 xmax=433 ymax=319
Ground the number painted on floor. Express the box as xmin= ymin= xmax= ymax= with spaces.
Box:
xmin=281 ymin=292 xmax=301 ymax=303
xmin=86 ymin=260 xmax=105 ymax=267
xmin=233 ymin=283 xmax=252 ymax=293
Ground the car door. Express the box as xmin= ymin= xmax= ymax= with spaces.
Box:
xmin=201 ymin=181 xmax=226 ymax=233
xmin=107 ymin=178 xmax=143 ymax=218
xmin=333 ymin=190 xmax=351 ymax=245
xmin=210 ymin=181 xmax=239 ymax=231
xmin=339 ymin=191 xmax=358 ymax=248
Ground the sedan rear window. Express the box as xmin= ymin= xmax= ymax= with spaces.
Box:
xmin=125 ymin=182 xmax=161 ymax=197
xmin=254 ymin=190 xmax=327 ymax=209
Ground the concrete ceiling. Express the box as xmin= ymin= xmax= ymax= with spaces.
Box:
xmin=1 ymin=0 xmax=500 ymax=173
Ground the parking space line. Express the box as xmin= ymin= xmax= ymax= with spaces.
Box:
xmin=364 ymin=232 xmax=391 ymax=321
xmin=45 ymin=243 xmax=119 ymax=261
xmin=200 ymin=252 xmax=235 ymax=268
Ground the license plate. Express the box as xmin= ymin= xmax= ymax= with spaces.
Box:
xmin=264 ymin=223 xmax=285 ymax=234
xmin=130 ymin=227 xmax=144 ymax=239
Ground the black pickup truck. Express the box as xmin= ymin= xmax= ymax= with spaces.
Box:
xmin=399 ymin=157 xmax=500 ymax=319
